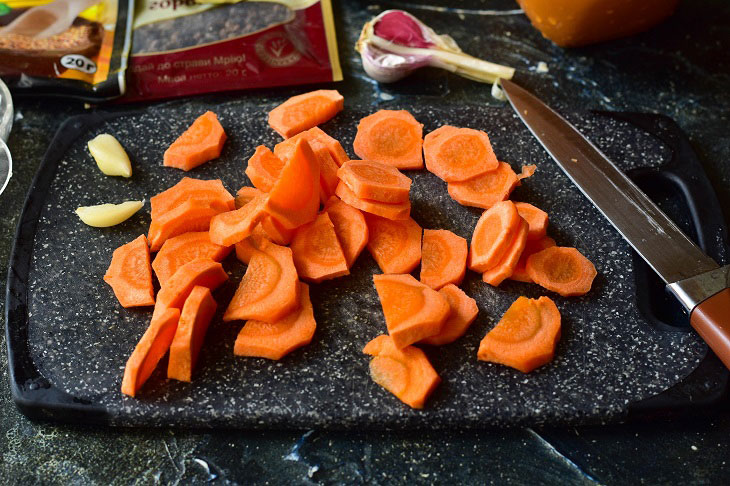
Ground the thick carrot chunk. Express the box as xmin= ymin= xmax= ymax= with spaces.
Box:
xmin=156 ymin=259 xmax=228 ymax=310
xmin=268 ymin=89 xmax=344 ymax=138
xmin=526 ymin=247 xmax=597 ymax=296
xmin=510 ymin=236 xmax=556 ymax=283
xmin=150 ymin=177 xmax=234 ymax=220
xmin=167 ymin=286 xmax=217 ymax=382
xmin=420 ymin=284 xmax=479 ymax=346
xmin=337 ymin=160 xmax=412 ymax=203
xmin=335 ymin=181 xmax=410 ymax=220
xmin=514 ymin=202 xmax=548 ymax=241
xmin=209 ymin=195 xmax=267 ymax=246
xmin=245 ymin=146 xmax=284 ymax=193
xmin=424 ymin=126 xmax=499 ymax=182
xmin=164 ymin=111 xmax=226 ymax=171
xmin=363 ymin=335 xmax=440 ymax=409
xmin=104 ymin=235 xmax=155 ymax=308
xmin=447 ymin=162 xmax=519 ymax=209
xmin=353 ymin=110 xmax=423 ymax=169
xmin=468 ymin=201 xmax=521 ymax=273
xmin=324 ymin=196 xmax=368 ymax=268
xmin=365 ymin=214 xmax=422 ymax=274
xmin=478 ymin=296 xmax=561 ymax=373
xmin=482 ymin=218 xmax=529 ymax=286
xmin=290 ymin=212 xmax=350 ymax=282
xmin=420 ymin=229 xmax=467 ymax=290
xmin=234 ymin=283 xmax=316 ymax=360
xmin=152 ymin=232 xmax=231 ymax=287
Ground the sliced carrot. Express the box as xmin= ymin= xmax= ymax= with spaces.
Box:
xmin=517 ymin=164 xmax=537 ymax=180
xmin=152 ymin=231 xmax=232 ymax=287
xmin=373 ymin=273 xmax=450 ymax=349
xmin=510 ymin=236 xmax=556 ymax=283
xmin=104 ymin=235 xmax=155 ymax=308
xmin=482 ymin=218 xmax=529 ymax=286
xmin=353 ymin=110 xmax=424 ymax=169
xmin=337 ymin=160 xmax=412 ymax=203
xmin=235 ymin=186 xmax=263 ymax=209
xmin=150 ymin=177 xmax=234 ymax=220
xmin=164 ymin=111 xmax=227 ymax=171
xmin=335 ymin=181 xmax=410 ymax=220
xmin=420 ymin=229 xmax=467 ymax=290
xmin=167 ymin=286 xmax=217 ymax=382
xmin=224 ymin=240 xmax=300 ymax=323
xmin=209 ymin=195 xmax=267 ymax=246
xmin=259 ymin=214 xmax=295 ymax=245
xmin=121 ymin=307 xmax=180 ymax=397
xmin=324 ymin=196 xmax=368 ymax=268
xmin=420 ymin=284 xmax=478 ymax=346
xmin=234 ymin=282 xmax=316 ymax=360
xmin=514 ymin=202 xmax=548 ymax=240
xmin=365 ymin=214 xmax=422 ymax=274
xmin=468 ymin=200 xmax=521 ymax=273
xmin=148 ymin=199 xmax=229 ymax=252
xmin=424 ymin=126 xmax=499 ymax=182
xmin=156 ymin=259 xmax=228 ymax=310
xmin=290 ymin=212 xmax=350 ymax=282
xmin=268 ymin=89 xmax=344 ymax=138
xmin=526 ymin=246 xmax=597 ymax=296
xmin=447 ymin=162 xmax=519 ymax=209
xmin=245 ymin=146 xmax=284 ymax=193
xmin=363 ymin=334 xmax=440 ymax=409
xmin=234 ymin=227 xmax=270 ymax=265
xmin=477 ymin=296 xmax=561 ymax=373
xmin=275 ymin=130 xmax=340 ymax=204
xmin=265 ymin=138 xmax=320 ymax=230
xmin=306 ymin=126 xmax=349 ymax=167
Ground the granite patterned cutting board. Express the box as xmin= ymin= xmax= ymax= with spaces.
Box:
xmin=6 ymin=98 xmax=711 ymax=428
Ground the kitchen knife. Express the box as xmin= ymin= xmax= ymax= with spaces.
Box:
xmin=500 ymin=79 xmax=730 ymax=369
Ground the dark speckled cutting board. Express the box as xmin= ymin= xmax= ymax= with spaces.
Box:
xmin=6 ymin=98 xmax=726 ymax=428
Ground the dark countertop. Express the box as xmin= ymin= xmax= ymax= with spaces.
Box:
xmin=2 ymin=0 xmax=729 ymax=483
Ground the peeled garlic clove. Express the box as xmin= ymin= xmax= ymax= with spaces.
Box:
xmin=76 ymin=200 xmax=143 ymax=227
xmin=88 ymin=134 xmax=133 ymax=177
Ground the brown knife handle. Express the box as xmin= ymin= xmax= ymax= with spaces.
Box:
xmin=691 ymin=288 xmax=730 ymax=369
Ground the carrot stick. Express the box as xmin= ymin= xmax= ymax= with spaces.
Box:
xmin=335 ymin=181 xmax=411 ymax=220
xmin=164 ymin=111 xmax=227 ymax=171
xmin=151 ymin=177 xmax=234 ymax=220
xmin=353 ymin=110 xmax=424 ymax=169
xmin=245 ymin=146 xmax=284 ymax=193
xmin=363 ymin=334 xmax=440 ymax=409
xmin=235 ymin=186 xmax=263 ymax=209
xmin=324 ymin=196 xmax=368 ymax=268
xmin=468 ymin=200 xmax=521 ymax=273
xmin=167 ymin=286 xmax=217 ymax=382
xmin=148 ymin=199 xmax=230 ymax=252
xmin=155 ymin=259 xmax=228 ymax=310
xmin=234 ymin=228 xmax=269 ymax=265
xmin=420 ymin=229 xmax=467 ymax=290
xmin=526 ymin=246 xmax=597 ymax=296
xmin=268 ymin=89 xmax=344 ymax=138
xmin=265 ymin=138 xmax=320 ymax=230
xmin=373 ymin=273 xmax=450 ymax=348
xmin=424 ymin=126 xmax=499 ymax=182
xmin=420 ymin=284 xmax=478 ymax=346
xmin=234 ymin=282 xmax=316 ymax=360
xmin=152 ymin=231 xmax=232 ymax=286
xmin=447 ymin=161 xmax=519 ymax=209
xmin=305 ymin=126 xmax=349 ymax=167
xmin=290 ymin=212 xmax=350 ymax=282
xmin=223 ymin=240 xmax=300 ymax=323
xmin=481 ymin=218 xmax=529 ymax=286
xmin=477 ymin=296 xmax=561 ymax=373
xmin=514 ymin=202 xmax=548 ymax=240
xmin=337 ymin=160 xmax=412 ymax=203
xmin=121 ymin=307 xmax=180 ymax=397
xmin=365 ymin=214 xmax=422 ymax=274
xmin=510 ymin=236 xmax=556 ymax=283
xmin=209 ymin=194 xmax=267 ymax=246
xmin=104 ymin=235 xmax=155 ymax=308
xmin=275 ymin=129 xmax=340 ymax=203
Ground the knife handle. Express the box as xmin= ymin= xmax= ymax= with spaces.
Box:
xmin=691 ymin=288 xmax=730 ymax=369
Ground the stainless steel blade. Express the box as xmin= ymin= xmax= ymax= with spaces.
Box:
xmin=500 ymin=79 xmax=718 ymax=285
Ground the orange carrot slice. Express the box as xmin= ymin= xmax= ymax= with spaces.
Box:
xmin=468 ymin=201 xmax=521 ymax=273
xmin=420 ymin=284 xmax=478 ymax=346
xmin=373 ymin=274 xmax=450 ymax=348
xmin=420 ymin=229 xmax=467 ymax=290
xmin=234 ymin=228 xmax=270 ymax=265
xmin=152 ymin=232 xmax=232 ymax=287
xmin=447 ymin=162 xmax=519 ymax=209
xmin=337 ymin=160 xmax=412 ymax=203
xmin=353 ymin=110 xmax=424 ymax=169
xmin=104 ymin=235 xmax=155 ymax=308
xmin=209 ymin=195 xmax=267 ymax=246
xmin=163 ymin=111 xmax=226 ymax=171
xmin=151 ymin=177 xmax=234 ymax=220
xmin=510 ymin=236 xmax=556 ymax=283
xmin=224 ymin=240 xmax=299 ymax=323
xmin=335 ymin=181 xmax=410 ymax=220
xmin=156 ymin=259 xmax=228 ymax=310
xmin=276 ymin=131 xmax=341 ymax=204
xmin=306 ymin=126 xmax=349 ymax=167
xmin=290 ymin=212 xmax=350 ymax=282
xmin=363 ymin=334 xmax=440 ymax=409
xmin=245 ymin=146 xmax=284 ymax=193
xmin=526 ymin=246 xmax=597 ymax=296
xmin=235 ymin=186 xmax=263 ymax=209
xmin=324 ymin=196 xmax=368 ymax=268
xmin=265 ymin=138 xmax=320 ymax=230
xmin=477 ymin=296 xmax=561 ymax=372
xmin=167 ymin=286 xmax=217 ymax=382
xmin=259 ymin=214 xmax=295 ymax=245
xmin=234 ymin=282 xmax=316 ymax=360
xmin=148 ymin=199 xmax=230 ymax=252
xmin=121 ymin=307 xmax=180 ymax=397
xmin=424 ymin=126 xmax=499 ymax=182
xmin=482 ymin=218 xmax=529 ymax=286
xmin=514 ymin=202 xmax=548 ymax=240
xmin=268 ymin=89 xmax=344 ymax=138
xmin=365 ymin=214 xmax=422 ymax=274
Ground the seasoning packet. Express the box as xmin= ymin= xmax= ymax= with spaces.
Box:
xmin=0 ymin=0 xmax=134 ymax=100
xmin=123 ymin=0 xmax=342 ymax=102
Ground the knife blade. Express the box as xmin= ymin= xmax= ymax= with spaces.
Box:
xmin=500 ymin=78 xmax=730 ymax=369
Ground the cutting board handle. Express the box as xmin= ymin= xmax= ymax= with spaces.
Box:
xmin=691 ymin=288 xmax=730 ymax=369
